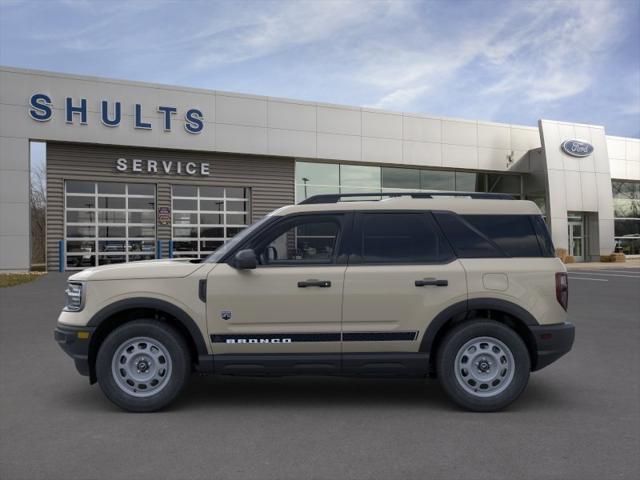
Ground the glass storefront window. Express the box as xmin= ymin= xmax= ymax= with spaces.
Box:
xmin=420 ymin=170 xmax=455 ymax=190
xmin=613 ymin=199 xmax=640 ymax=218
xmin=487 ymin=174 xmax=521 ymax=194
xmin=295 ymin=161 xmax=523 ymax=201
xmin=382 ymin=167 xmax=420 ymax=190
xmin=612 ymin=180 xmax=640 ymax=256
xmin=455 ymin=172 xmax=479 ymax=191
xmin=340 ymin=165 xmax=381 ymax=193
xmin=612 ymin=180 xmax=640 ymax=199
xmin=296 ymin=162 xmax=339 ymax=188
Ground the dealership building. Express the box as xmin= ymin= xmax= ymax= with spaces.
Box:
xmin=1 ymin=66 xmax=639 ymax=271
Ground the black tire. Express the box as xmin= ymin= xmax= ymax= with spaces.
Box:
xmin=436 ymin=319 xmax=530 ymax=412
xmin=96 ymin=320 xmax=191 ymax=412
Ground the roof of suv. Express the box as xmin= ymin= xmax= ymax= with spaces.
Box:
xmin=270 ymin=195 xmax=543 ymax=216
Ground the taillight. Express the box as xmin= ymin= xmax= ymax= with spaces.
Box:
xmin=555 ymin=272 xmax=569 ymax=311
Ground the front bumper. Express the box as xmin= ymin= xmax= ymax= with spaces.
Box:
xmin=529 ymin=322 xmax=575 ymax=371
xmin=54 ymin=324 xmax=95 ymax=377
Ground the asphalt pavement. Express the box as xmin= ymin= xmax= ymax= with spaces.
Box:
xmin=1 ymin=270 xmax=639 ymax=480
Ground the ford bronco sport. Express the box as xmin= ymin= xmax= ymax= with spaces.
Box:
xmin=55 ymin=192 xmax=575 ymax=412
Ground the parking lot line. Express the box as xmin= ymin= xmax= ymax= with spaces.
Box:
xmin=569 ymin=269 xmax=640 ymax=274
xmin=568 ymin=272 xmax=640 ymax=278
xmin=567 ymin=277 xmax=608 ymax=282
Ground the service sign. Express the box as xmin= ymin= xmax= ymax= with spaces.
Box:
xmin=115 ymin=157 xmax=210 ymax=176
xmin=561 ymin=139 xmax=594 ymax=157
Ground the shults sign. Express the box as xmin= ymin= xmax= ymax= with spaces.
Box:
xmin=28 ymin=93 xmax=204 ymax=134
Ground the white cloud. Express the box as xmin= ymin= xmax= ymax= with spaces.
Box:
xmin=353 ymin=0 xmax=624 ymax=111
xmin=482 ymin=0 xmax=622 ymax=103
xmin=191 ymin=0 xmax=402 ymax=69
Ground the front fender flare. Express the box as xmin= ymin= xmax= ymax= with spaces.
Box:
xmin=87 ymin=297 xmax=209 ymax=357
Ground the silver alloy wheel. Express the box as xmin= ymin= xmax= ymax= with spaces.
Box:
xmin=454 ymin=336 xmax=515 ymax=398
xmin=111 ymin=336 xmax=172 ymax=398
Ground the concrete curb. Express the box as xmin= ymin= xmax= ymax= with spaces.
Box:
xmin=566 ymin=259 xmax=640 ymax=270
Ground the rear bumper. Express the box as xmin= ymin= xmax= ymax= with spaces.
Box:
xmin=54 ymin=324 xmax=95 ymax=377
xmin=529 ymin=322 xmax=575 ymax=371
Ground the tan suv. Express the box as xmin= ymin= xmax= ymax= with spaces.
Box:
xmin=54 ymin=192 xmax=574 ymax=412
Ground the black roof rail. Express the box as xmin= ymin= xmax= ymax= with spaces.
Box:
xmin=298 ymin=191 xmax=514 ymax=204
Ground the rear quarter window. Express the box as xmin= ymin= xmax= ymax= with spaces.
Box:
xmin=461 ymin=214 xmax=543 ymax=257
xmin=433 ymin=212 xmax=504 ymax=258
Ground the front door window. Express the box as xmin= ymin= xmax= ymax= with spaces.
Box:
xmin=259 ymin=220 xmax=339 ymax=265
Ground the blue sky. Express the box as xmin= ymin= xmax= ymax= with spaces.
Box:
xmin=1 ymin=0 xmax=639 ymax=137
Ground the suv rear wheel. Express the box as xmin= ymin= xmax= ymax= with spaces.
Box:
xmin=436 ymin=319 xmax=530 ymax=412
xmin=96 ymin=320 xmax=190 ymax=412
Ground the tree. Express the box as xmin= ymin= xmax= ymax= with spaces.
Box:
xmin=30 ymin=163 xmax=46 ymax=269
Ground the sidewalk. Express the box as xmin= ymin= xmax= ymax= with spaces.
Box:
xmin=565 ymin=258 xmax=640 ymax=270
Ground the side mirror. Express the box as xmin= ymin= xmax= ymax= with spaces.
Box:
xmin=233 ymin=249 xmax=257 ymax=270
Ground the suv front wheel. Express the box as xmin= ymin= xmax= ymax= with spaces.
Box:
xmin=96 ymin=320 xmax=191 ymax=412
xmin=436 ymin=319 xmax=530 ymax=412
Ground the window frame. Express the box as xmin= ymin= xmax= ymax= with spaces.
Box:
xmin=349 ymin=211 xmax=456 ymax=266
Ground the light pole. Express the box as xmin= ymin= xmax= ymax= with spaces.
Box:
xmin=302 ymin=177 xmax=309 ymax=199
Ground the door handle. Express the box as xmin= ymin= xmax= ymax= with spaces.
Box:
xmin=415 ymin=278 xmax=448 ymax=287
xmin=298 ymin=279 xmax=332 ymax=288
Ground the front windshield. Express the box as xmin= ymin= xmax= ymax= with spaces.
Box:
xmin=205 ymin=215 xmax=272 ymax=263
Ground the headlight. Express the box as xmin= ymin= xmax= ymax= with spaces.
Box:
xmin=64 ymin=282 xmax=85 ymax=312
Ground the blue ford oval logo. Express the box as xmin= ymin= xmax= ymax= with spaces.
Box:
xmin=561 ymin=139 xmax=594 ymax=157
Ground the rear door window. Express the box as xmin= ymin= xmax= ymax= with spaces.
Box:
xmin=357 ymin=213 xmax=454 ymax=264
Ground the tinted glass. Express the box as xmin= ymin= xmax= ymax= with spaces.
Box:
xmin=360 ymin=213 xmax=453 ymax=263
xmin=615 ymin=219 xmax=640 ymax=236
xmin=67 ymin=211 xmax=95 ymax=223
xmin=259 ymin=219 xmax=340 ymax=265
xmin=225 ymin=187 xmax=247 ymax=199
xmin=340 ymin=165 xmax=381 ymax=190
xmin=531 ymin=215 xmax=555 ymax=257
xmin=67 ymin=196 xmax=95 ymax=208
xmin=613 ymin=199 xmax=640 ymax=218
xmin=127 ymin=184 xmax=155 ymax=196
xmin=98 ymin=197 xmax=125 ymax=209
xmin=199 ymin=186 xmax=224 ymax=198
xmin=296 ymin=162 xmax=339 ymax=187
xmin=434 ymin=212 xmax=503 ymax=258
xmin=487 ymin=174 xmax=521 ymax=194
xmin=612 ymin=180 xmax=640 ymax=199
xmin=382 ymin=167 xmax=420 ymax=190
xmin=173 ymin=199 xmax=197 ymax=210
xmin=128 ymin=211 xmax=155 ymax=224
xmin=462 ymin=215 xmax=542 ymax=257
xmin=98 ymin=182 xmax=125 ymax=195
xmin=66 ymin=181 xmax=94 ymax=194
xmin=172 ymin=185 xmax=198 ymax=197
xmin=200 ymin=199 xmax=224 ymax=211
xmin=455 ymin=172 xmax=479 ymax=191
xmin=128 ymin=198 xmax=155 ymax=210
xmin=99 ymin=211 xmax=126 ymax=223
xmin=420 ymin=170 xmax=455 ymax=190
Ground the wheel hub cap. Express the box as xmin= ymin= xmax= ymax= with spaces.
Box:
xmin=454 ymin=336 xmax=515 ymax=398
xmin=111 ymin=337 xmax=172 ymax=398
